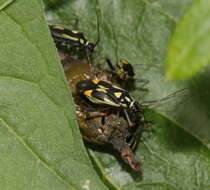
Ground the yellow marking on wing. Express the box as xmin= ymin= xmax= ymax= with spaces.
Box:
xmin=71 ymin=30 xmax=79 ymax=34
xmin=96 ymin=88 xmax=107 ymax=93
xmin=125 ymin=96 xmax=131 ymax=102
xmin=121 ymin=103 xmax=127 ymax=107
xmin=112 ymin=84 xmax=125 ymax=91
xmin=114 ymin=92 xmax=122 ymax=98
xmin=104 ymin=97 xmax=120 ymax=107
xmin=88 ymin=96 xmax=108 ymax=105
xmin=80 ymin=38 xmax=85 ymax=44
xmin=86 ymin=93 xmax=120 ymax=107
xmin=53 ymin=25 xmax=64 ymax=30
xmin=61 ymin=34 xmax=79 ymax=41
xmin=92 ymin=79 xmax=100 ymax=84
xmin=98 ymin=85 xmax=109 ymax=90
xmin=84 ymin=90 xmax=93 ymax=97
xmin=121 ymin=59 xmax=129 ymax=64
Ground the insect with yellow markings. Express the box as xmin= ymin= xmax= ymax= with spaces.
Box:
xmin=48 ymin=15 xmax=100 ymax=64
xmin=106 ymin=58 xmax=135 ymax=81
xmin=76 ymin=79 xmax=143 ymax=127
xmin=49 ymin=24 xmax=98 ymax=54
xmin=62 ymin=58 xmax=143 ymax=172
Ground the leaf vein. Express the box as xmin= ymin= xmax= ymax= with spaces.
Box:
xmin=141 ymin=0 xmax=178 ymax=23
xmin=0 ymin=118 xmax=79 ymax=190
xmin=0 ymin=0 xmax=16 ymax=11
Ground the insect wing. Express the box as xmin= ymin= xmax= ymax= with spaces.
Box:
xmin=49 ymin=24 xmax=87 ymax=47
xmin=90 ymin=89 xmax=121 ymax=107
xmin=77 ymin=80 xmax=128 ymax=107
xmin=95 ymin=80 xmax=130 ymax=107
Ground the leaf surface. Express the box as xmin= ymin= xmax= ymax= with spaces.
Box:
xmin=165 ymin=0 xmax=210 ymax=79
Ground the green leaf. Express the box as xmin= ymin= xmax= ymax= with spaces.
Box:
xmin=0 ymin=0 xmax=109 ymax=189
xmin=2 ymin=0 xmax=210 ymax=190
xmin=165 ymin=0 xmax=210 ymax=79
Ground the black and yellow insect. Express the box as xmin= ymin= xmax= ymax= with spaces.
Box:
xmin=76 ymin=79 xmax=143 ymax=126
xmin=49 ymin=24 xmax=98 ymax=54
xmin=106 ymin=58 xmax=135 ymax=81
xmin=49 ymin=16 xmax=100 ymax=66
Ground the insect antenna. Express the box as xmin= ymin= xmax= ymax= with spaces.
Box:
xmin=85 ymin=48 xmax=92 ymax=68
xmin=85 ymin=11 xmax=100 ymax=68
xmin=94 ymin=11 xmax=100 ymax=48
xmin=106 ymin=57 xmax=115 ymax=71
xmin=140 ymin=88 xmax=189 ymax=107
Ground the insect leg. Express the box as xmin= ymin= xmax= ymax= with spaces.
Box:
xmin=123 ymin=109 xmax=133 ymax=126
xmin=85 ymin=112 xmax=107 ymax=119
xmin=106 ymin=57 xmax=116 ymax=72
xmin=135 ymin=79 xmax=150 ymax=88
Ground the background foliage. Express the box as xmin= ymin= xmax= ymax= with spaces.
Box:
xmin=0 ymin=0 xmax=210 ymax=189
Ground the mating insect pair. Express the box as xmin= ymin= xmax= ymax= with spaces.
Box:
xmin=49 ymin=20 xmax=151 ymax=172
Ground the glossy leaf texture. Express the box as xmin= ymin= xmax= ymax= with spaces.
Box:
xmin=165 ymin=0 xmax=210 ymax=79
xmin=0 ymin=0 xmax=109 ymax=189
